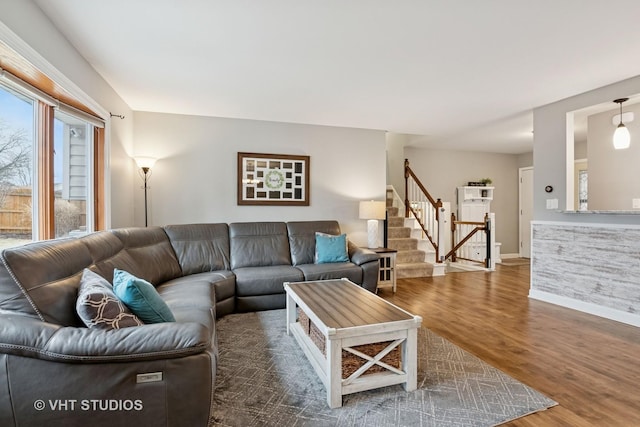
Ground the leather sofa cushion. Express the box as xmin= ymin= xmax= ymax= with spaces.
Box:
xmin=295 ymin=262 xmax=363 ymax=284
xmin=229 ymin=222 xmax=292 ymax=268
xmin=161 ymin=271 xmax=234 ymax=303
xmin=160 ymin=271 xmax=235 ymax=318
xmin=156 ymin=279 xmax=216 ymax=332
xmin=89 ymin=227 xmax=182 ymax=285
xmin=234 ymin=265 xmax=303 ymax=297
xmin=236 ymin=294 xmax=286 ymax=313
xmin=164 ymin=223 xmax=230 ymax=274
xmin=0 ymin=238 xmax=93 ymax=325
xmin=286 ymin=221 xmax=342 ymax=266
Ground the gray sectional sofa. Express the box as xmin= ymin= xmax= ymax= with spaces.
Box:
xmin=0 ymin=220 xmax=379 ymax=426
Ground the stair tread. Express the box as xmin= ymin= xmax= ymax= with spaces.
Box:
xmin=397 ymin=261 xmax=433 ymax=267
xmin=396 ymin=262 xmax=433 ymax=279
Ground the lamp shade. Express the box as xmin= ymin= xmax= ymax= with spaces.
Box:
xmin=613 ymin=124 xmax=630 ymax=149
xmin=359 ymin=200 xmax=386 ymax=220
xmin=134 ymin=156 xmax=157 ymax=169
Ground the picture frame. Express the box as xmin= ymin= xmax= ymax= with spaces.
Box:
xmin=237 ymin=152 xmax=310 ymax=206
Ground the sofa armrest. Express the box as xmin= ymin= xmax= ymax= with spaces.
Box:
xmin=348 ymin=242 xmax=379 ymax=266
xmin=0 ymin=312 xmax=210 ymax=363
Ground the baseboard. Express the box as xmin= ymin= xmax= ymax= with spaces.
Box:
xmin=500 ymin=253 xmax=520 ymax=259
xmin=446 ymin=262 xmax=488 ymax=272
xmin=529 ymin=289 xmax=640 ymax=327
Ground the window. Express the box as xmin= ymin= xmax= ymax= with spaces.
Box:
xmin=0 ymin=76 xmax=104 ymax=249
xmin=0 ymin=85 xmax=34 ymax=249
xmin=54 ymin=110 xmax=94 ymax=238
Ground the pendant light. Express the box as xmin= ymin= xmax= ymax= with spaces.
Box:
xmin=613 ymin=98 xmax=630 ymax=149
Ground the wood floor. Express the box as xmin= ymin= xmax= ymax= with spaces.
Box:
xmin=377 ymin=261 xmax=640 ymax=427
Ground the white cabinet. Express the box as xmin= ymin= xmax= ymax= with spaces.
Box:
xmin=457 ymin=186 xmax=494 ymax=222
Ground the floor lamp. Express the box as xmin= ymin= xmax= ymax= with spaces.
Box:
xmin=134 ymin=157 xmax=157 ymax=227
xmin=359 ymin=200 xmax=387 ymax=248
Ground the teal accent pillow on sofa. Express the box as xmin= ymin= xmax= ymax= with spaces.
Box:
xmin=113 ymin=269 xmax=176 ymax=323
xmin=315 ymin=232 xmax=349 ymax=264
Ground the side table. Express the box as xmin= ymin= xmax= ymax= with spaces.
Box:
xmin=370 ymin=247 xmax=397 ymax=293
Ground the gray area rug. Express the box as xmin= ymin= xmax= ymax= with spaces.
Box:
xmin=211 ymin=310 xmax=556 ymax=426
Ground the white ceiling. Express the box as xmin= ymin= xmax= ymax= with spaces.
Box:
xmin=34 ymin=0 xmax=640 ymax=154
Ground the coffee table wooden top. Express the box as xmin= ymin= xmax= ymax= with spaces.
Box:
xmin=284 ymin=278 xmax=418 ymax=330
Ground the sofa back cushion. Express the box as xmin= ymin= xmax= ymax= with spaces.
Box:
xmin=229 ymin=222 xmax=292 ymax=269
xmin=0 ymin=238 xmax=93 ymax=325
xmin=286 ymin=221 xmax=342 ymax=266
xmin=164 ymin=223 xmax=230 ymax=274
xmin=87 ymin=227 xmax=182 ymax=285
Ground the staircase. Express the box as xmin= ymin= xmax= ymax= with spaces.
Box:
xmin=385 ymin=159 xmax=495 ymax=277
xmin=386 ymin=203 xmax=435 ymax=278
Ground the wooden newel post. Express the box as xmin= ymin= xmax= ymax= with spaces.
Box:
xmin=450 ymin=212 xmax=457 ymax=262
xmin=404 ymin=159 xmax=410 ymax=218
xmin=484 ymin=212 xmax=492 ymax=269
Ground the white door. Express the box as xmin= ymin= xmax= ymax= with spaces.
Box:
xmin=519 ymin=167 xmax=533 ymax=258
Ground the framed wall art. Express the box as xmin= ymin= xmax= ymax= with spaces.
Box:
xmin=237 ymin=152 xmax=310 ymax=206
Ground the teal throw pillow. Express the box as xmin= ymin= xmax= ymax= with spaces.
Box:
xmin=315 ymin=232 xmax=349 ymax=264
xmin=112 ymin=269 xmax=176 ymax=323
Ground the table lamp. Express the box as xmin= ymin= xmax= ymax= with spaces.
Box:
xmin=359 ymin=200 xmax=386 ymax=248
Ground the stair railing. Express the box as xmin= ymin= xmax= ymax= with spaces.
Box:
xmin=446 ymin=212 xmax=494 ymax=270
xmin=404 ymin=159 xmax=445 ymax=263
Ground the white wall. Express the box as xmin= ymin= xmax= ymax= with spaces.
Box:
xmin=0 ymin=0 xmax=135 ymax=228
xmin=132 ymin=112 xmax=386 ymax=246
xmin=403 ymin=147 xmax=520 ymax=254
xmin=385 ymin=132 xmax=409 ymax=199
xmin=517 ymin=152 xmax=533 ymax=169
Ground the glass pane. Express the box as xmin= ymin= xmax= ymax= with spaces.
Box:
xmin=54 ymin=110 xmax=91 ymax=238
xmin=579 ymin=169 xmax=588 ymax=211
xmin=0 ymin=86 xmax=34 ymax=249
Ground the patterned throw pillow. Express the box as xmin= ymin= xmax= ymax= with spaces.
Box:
xmin=76 ymin=269 xmax=144 ymax=330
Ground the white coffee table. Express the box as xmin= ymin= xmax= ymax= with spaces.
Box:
xmin=284 ymin=278 xmax=422 ymax=408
